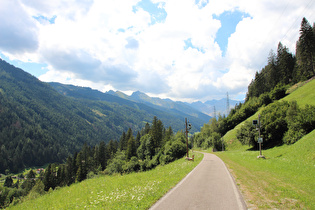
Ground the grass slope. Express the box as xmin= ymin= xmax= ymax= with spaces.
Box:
xmin=216 ymin=130 xmax=315 ymax=209
xmin=218 ymin=79 xmax=315 ymax=208
xmin=9 ymin=153 xmax=203 ymax=209
xmin=224 ymin=78 xmax=315 ymax=150
xmin=282 ymin=78 xmax=315 ymax=107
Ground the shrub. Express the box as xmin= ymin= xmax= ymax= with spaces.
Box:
xmin=270 ymin=85 xmax=287 ymax=100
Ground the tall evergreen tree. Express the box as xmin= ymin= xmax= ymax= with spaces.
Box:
xmin=3 ymin=176 xmax=13 ymax=187
xmin=150 ymin=116 xmax=163 ymax=154
xmin=98 ymin=141 xmax=107 ymax=170
xmin=141 ymin=122 xmax=151 ymax=136
xmin=126 ymin=136 xmax=136 ymax=160
xmin=276 ymin=42 xmax=295 ymax=84
xmin=43 ymin=164 xmax=55 ymax=191
xmin=135 ymin=131 xmax=141 ymax=149
xmin=119 ymin=131 xmax=127 ymax=151
xmin=296 ymin=17 xmax=315 ymax=80
xmin=107 ymin=140 xmax=117 ymax=159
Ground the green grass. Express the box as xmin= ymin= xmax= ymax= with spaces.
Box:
xmin=283 ymin=78 xmax=315 ymax=107
xmin=9 ymin=152 xmax=203 ymax=209
xmin=223 ymin=78 xmax=315 ymax=150
xmin=218 ymin=79 xmax=315 ymax=208
xmin=216 ymin=130 xmax=315 ymax=209
xmin=224 ymin=111 xmax=260 ymax=151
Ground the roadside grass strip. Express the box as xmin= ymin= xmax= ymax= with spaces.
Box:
xmin=9 ymin=152 xmax=203 ymax=209
xmin=216 ymin=130 xmax=315 ymax=209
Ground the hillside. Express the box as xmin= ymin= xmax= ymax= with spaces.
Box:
xmin=50 ymin=82 xmax=210 ymax=131
xmin=0 ymin=59 xmax=192 ymax=173
xmin=8 ymin=153 xmax=203 ymax=209
xmin=0 ymin=59 xmax=112 ymax=173
xmin=206 ymin=79 xmax=315 ymax=208
xmin=216 ymin=129 xmax=315 ymax=209
xmin=223 ymin=78 xmax=315 ymax=150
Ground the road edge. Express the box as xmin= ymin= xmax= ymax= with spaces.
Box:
xmin=149 ymin=153 xmax=205 ymax=210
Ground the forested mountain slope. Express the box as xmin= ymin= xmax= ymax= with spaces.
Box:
xmin=0 ymin=59 xmax=190 ymax=173
xmin=0 ymin=59 xmax=118 ymax=173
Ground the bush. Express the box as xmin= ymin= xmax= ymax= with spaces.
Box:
xmin=237 ymin=121 xmax=258 ymax=147
xmin=105 ymin=151 xmax=126 ymax=175
xmin=165 ymin=140 xmax=186 ymax=160
xmin=261 ymin=101 xmax=290 ymax=147
xmin=123 ymin=157 xmax=140 ymax=173
xmin=283 ymin=129 xmax=305 ymax=144
xmin=270 ymin=85 xmax=287 ymax=100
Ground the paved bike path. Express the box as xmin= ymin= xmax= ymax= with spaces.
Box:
xmin=150 ymin=153 xmax=247 ymax=210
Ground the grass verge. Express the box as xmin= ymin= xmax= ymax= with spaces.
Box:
xmin=216 ymin=130 xmax=315 ymax=209
xmin=9 ymin=152 xmax=203 ymax=209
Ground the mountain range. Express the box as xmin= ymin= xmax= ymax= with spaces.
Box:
xmin=106 ymin=90 xmax=242 ymax=118
xmin=0 ymin=58 xmax=242 ymax=173
xmin=189 ymin=98 xmax=243 ymax=117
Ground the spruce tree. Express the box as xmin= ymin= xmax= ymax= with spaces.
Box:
xmin=3 ymin=176 xmax=13 ymax=187
xmin=98 ymin=141 xmax=107 ymax=170
xmin=296 ymin=17 xmax=315 ymax=80
xmin=119 ymin=131 xmax=127 ymax=151
xmin=126 ymin=136 xmax=136 ymax=160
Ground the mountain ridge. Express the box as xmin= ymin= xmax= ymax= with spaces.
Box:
xmin=0 ymin=58 xmax=201 ymax=173
xmin=107 ymin=89 xmax=243 ymax=118
xmin=50 ymin=82 xmax=211 ymax=129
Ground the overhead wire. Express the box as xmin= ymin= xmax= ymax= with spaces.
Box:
xmin=248 ymin=0 xmax=315 ymax=86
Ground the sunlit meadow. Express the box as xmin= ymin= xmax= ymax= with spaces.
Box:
xmin=9 ymin=152 xmax=203 ymax=209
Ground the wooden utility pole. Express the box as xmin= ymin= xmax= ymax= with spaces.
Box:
xmin=185 ymin=118 xmax=188 ymax=157
xmin=185 ymin=118 xmax=192 ymax=158
xmin=258 ymin=114 xmax=262 ymax=156
xmin=257 ymin=114 xmax=265 ymax=158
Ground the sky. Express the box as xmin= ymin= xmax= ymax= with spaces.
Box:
xmin=0 ymin=0 xmax=314 ymax=102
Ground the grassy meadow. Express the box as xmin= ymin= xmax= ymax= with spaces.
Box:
xmin=217 ymin=79 xmax=315 ymax=209
xmin=9 ymin=152 xmax=203 ymax=209
xmin=216 ymin=130 xmax=315 ymax=209
xmin=284 ymin=78 xmax=315 ymax=107
xmin=8 ymin=80 xmax=315 ymax=209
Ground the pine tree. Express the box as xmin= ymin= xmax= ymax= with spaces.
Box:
xmin=65 ymin=156 xmax=75 ymax=186
xmin=3 ymin=176 xmax=13 ymax=187
xmin=125 ymin=128 xmax=133 ymax=144
xmin=75 ymin=152 xmax=86 ymax=182
xmin=119 ymin=131 xmax=127 ymax=151
xmin=126 ymin=136 xmax=136 ymax=160
xmin=150 ymin=117 xmax=163 ymax=150
xmin=26 ymin=169 xmax=36 ymax=179
xmin=43 ymin=164 xmax=55 ymax=191
xmin=141 ymin=122 xmax=151 ymax=136
xmin=98 ymin=141 xmax=107 ymax=170
xmin=107 ymin=140 xmax=117 ymax=159
xmin=296 ymin=17 xmax=315 ymax=80
xmin=135 ymin=131 xmax=141 ymax=149
xmin=276 ymin=42 xmax=295 ymax=84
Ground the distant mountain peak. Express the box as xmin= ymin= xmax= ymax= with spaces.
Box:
xmin=130 ymin=91 xmax=150 ymax=101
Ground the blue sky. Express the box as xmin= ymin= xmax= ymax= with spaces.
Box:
xmin=214 ymin=11 xmax=251 ymax=56
xmin=0 ymin=0 xmax=314 ymax=102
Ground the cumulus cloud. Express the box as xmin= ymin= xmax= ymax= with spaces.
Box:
xmin=0 ymin=0 xmax=39 ymax=54
xmin=1 ymin=0 xmax=314 ymax=102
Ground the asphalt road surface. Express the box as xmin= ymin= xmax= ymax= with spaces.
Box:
xmin=150 ymin=153 xmax=247 ymax=210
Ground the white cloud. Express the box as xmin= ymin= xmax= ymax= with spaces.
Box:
xmin=0 ymin=0 xmax=314 ymax=102
xmin=0 ymin=0 xmax=39 ymax=55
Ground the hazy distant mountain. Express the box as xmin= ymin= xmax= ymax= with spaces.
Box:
xmin=188 ymin=98 xmax=243 ymax=117
xmin=107 ymin=90 xmax=211 ymax=124
xmin=50 ymin=83 xmax=210 ymax=131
